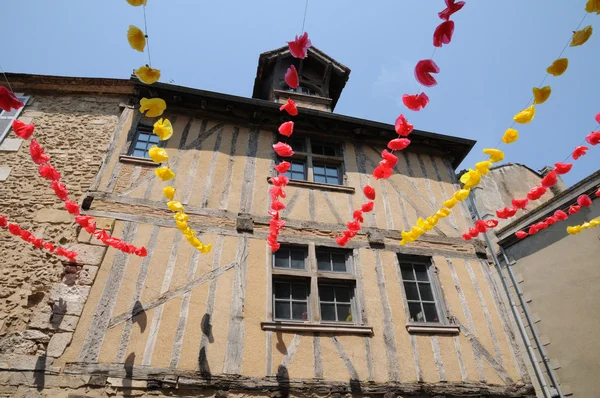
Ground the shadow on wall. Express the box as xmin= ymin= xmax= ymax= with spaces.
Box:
xmin=198 ymin=313 xmax=214 ymax=382
xmin=123 ymin=352 xmax=135 ymax=396
xmin=33 ymin=354 xmax=47 ymax=392
xmin=275 ymin=332 xmax=287 ymax=355
xmin=132 ymin=300 xmax=147 ymax=333
xmin=276 ymin=365 xmax=290 ymax=398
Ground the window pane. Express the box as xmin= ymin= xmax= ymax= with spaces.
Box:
xmin=274 ymin=283 xmax=290 ymax=299
xmin=316 ymin=252 xmax=331 ymax=271
xmin=335 ymin=286 xmax=351 ymax=303
xmin=290 ymin=171 xmax=306 ymax=181
xmin=148 ymin=134 xmax=160 ymax=143
xmin=414 ymin=264 xmax=429 ymax=281
xmin=133 ymin=149 xmax=146 ymax=158
xmin=274 ymin=251 xmax=289 ymax=268
xmin=404 ymin=282 xmax=420 ymax=301
xmin=291 ymin=162 xmax=304 ymax=172
xmin=326 ymin=174 xmax=340 ymax=185
xmin=326 ymin=166 xmax=339 ymax=177
xmin=408 ymin=302 xmax=424 ymax=322
xmin=320 ymin=303 xmax=336 ymax=321
xmin=313 ymin=166 xmax=325 ymax=176
xmin=291 ymin=284 xmax=307 ymax=300
xmin=292 ymin=302 xmax=308 ymax=320
xmin=319 ymin=285 xmax=334 ymax=302
xmin=337 ymin=304 xmax=352 ymax=322
xmin=314 ymin=175 xmax=327 ymax=183
xmin=135 ymin=141 xmax=148 ymax=150
xmin=275 ymin=301 xmax=291 ymax=320
xmin=290 ymin=250 xmax=305 ymax=269
xmin=0 ymin=119 xmax=11 ymax=135
xmin=331 ymin=253 xmax=346 ymax=272
xmin=423 ymin=303 xmax=439 ymax=323
xmin=418 ymin=283 xmax=434 ymax=301
xmin=400 ymin=264 xmax=415 ymax=281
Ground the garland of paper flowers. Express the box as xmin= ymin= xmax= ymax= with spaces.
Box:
xmin=126 ymin=0 xmax=210 ymax=253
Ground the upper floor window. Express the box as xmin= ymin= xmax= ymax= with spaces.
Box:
xmin=399 ymin=258 xmax=446 ymax=324
xmin=287 ymin=85 xmax=319 ymax=96
xmin=129 ymin=126 xmax=162 ymax=159
xmin=277 ymin=137 xmax=344 ymax=186
xmin=0 ymin=94 xmax=29 ymax=144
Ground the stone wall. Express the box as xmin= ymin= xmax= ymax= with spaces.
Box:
xmin=0 ymin=92 xmax=126 ymax=357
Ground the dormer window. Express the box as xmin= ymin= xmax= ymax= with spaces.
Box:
xmin=286 ymin=85 xmax=320 ymax=97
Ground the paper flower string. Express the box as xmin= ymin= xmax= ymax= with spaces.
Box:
xmin=567 ymin=217 xmax=600 ymax=235
xmin=287 ymin=32 xmax=312 ymax=59
xmin=462 ymin=219 xmax=498 ymax=241
xmin=0 ymin=216 xmax=77 ymax=261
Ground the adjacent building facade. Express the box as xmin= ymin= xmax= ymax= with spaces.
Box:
xmin=0 ymin=47 xmax=534 ymax=397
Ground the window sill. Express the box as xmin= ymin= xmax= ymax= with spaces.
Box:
xmin=406 ymin=323 xmax=460 ymax=335
xmin=261 ymin=321 xmax=373 ymax=336
xmin=267 ymin=177 xmax=355 ymax=194
xmin=119 ymin=155 xmax=159 ymax=167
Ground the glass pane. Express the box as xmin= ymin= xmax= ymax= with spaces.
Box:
xmin=418 ymin=283 xmax=434 ymax=301
xmin=274 ymin=283 xmax=290 ymax=299
xmin=135 ymin=142 xmax=148 ymax=150
xmin=1 ymin=109 xmax=18 ymax=117
xmin=291 ymin=162 xmax=304 ymax=172
xmin=291 ymin=284 xmax=307 ymax=300
xmin=292 ymin=302 xmax=308 ymax=320
xmin=323 ymin=146 xmax=336 ymax=157
xmin=290 ymin=250 xmax=305 ymax=269
xmin=319 ymin=285 xmax=334 ymax=302
xmin=400 ymin=264 xmax=415 ymax=281
xmin=414 ymin=264 xmax=429 ymax=281
xmin=136 ymin=133 xmax=150 ymax=142
xmin=274 ymin=251 xmax=289 ymax=268
xmin=335 ymin=286 xmax=351 ymax=303
xmin=291 ymin=171 xmax=306 ymax=180
xmin=313 ymin=166 xmax=325 ymax=176
xmin=320 ymin=303 xmax=336 ymax=321
xmin=314 ymin=175 xmax=327 ymax=183
xmin=0 ymin=119 xmax=10 ymax=134
xmin=423 ymin=303 xmax=439 ymax=323
xmin=408 ymin=302 xmax=424 ymax=322
xmin=331 ymin=254 xmax=346 ymax=272
xmin=316 ymin=252 xmax=331 ymax=271
xmin=148 ymin=134 xmax=160 ymax=143
xmin=326 ymin=167 xmax=338 ymax=177
xmin=133 ymin=149 xmax=146 ymax=158
xmin=337 ymin=304 xmax=352 ymax=322
xmin=275 ymin=301 xmax=291 ymax=320
xmin=404 ymin=282 xmax=420 ymax=301
xmin=326 ymin=175 xmax=340 ymax=185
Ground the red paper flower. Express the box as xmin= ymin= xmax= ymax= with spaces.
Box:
xmin=20 ymin=230 xmax=34 ymax=242
xmin=287 ymin=32 xmax=312 ymax=59
xmin=512 ymin=198 xmax=529 ymax=209
xmin=32 ymin=238 xmax=43 ymax=249
xmin=38 ymin=164 xmax=62 ymax=181
xmin=528 ymin=225 xmax=539 ymax=235
xmin=51 ymin=181 xmax=69 ymax=201
xmin=585 ymin=131 xmax=600 ymax=146
xmin=0 ymin=86 xmax=24 ymax=112
xmin=43 ymin=242 xmax=55 ymax=252
xmin=515 ymin=231 xmax=528 ymax=239
xmin=568 ymin=205 xmax=581 ymax=215
xmin=545 ymin=216 xmax=558 ymax=225
xmin=8 ymin=224 xmax=21 ymax=236
xmin=577 ymin=194 xmax=593 ymax=207
xmin=596 ymin=188 xmax=600 ymax=197
xmin=278 ymin=121 xmax=294 ymax=137
xmin=462 ymin=232 xmax=472 ymax=240
xmin=554 ymin=209 xmax=568 ymax=220
xmin=85 ymin=222 xmax=97 ymax=234
xmin=414 ymin=59 xmax=440 ymax=87
xmin=572 ymin=146 xmax=588 ymax=160
xmin=475 ymin=220 xmax=487 ymax=233
xmin=11 ymin=120 xmax=34 ymax=139
xmin=537 ymin=221 xmax=549 ymax=230
xmin=30 ymin=139 xmax=50 ymax=165
xmin=270 ymin=175 xmax=289 ymax=187
xmin=541 ymin=171 xmax=557 ymax=187
xmin=554 ymin=162 xmax=572 ymax=174
xmin=469 ymin=228 xmax=479 ymax=238
xmin=402 ymin=93 xmax=429 ymax=111
xmin=361 ymin=202 xmax=374 ymax=212
xmin=373 ymin=165 xmax=393 ymax=180
xmin=75 ymin=215 xmax=92 ymax=227
xmin=596 ymin=112 xmax=600 ymax=124
xmin=279 ymin=100 xmax=298 ymax=116
xmin=485 ymin=219 xmax=499 ymax=228
xmin=270 ymin=186 xmax=286 ymax=199
xmin=438 ymin=0 xmax=465 ymax=21
xmin=527 ymin=186 xmax=547 ymax=201
xmin=64 ymin=201 xmax=80 ymax=215
xmin=135 ymin=247 xmax=148 ymax=257
xmin=388 ymin=138 xmax=411 ymax=151
xmin=506 ymin=207 xmax=518 ymax=217
xmin=496 ymin=208 xmax=509 ymax=219
xmin=433 ymin=20 xmax=455 ymax=47
xmin=274 ymin=161 xmax=291 ymax=174
xmin=353 ymin=210 xmax=364 ymax=223
xmin=380 ymin=150 xmax=398 ymax=169
xmin=343 ymin=230 xmax=357 ymax=238
xmin=285 ymin=65 xmax=299 ymax=89
xmin=347 ymin=221 xmax=361 ymax=231
xmin=363 ymin=185 xmax=376 ymax=200
xmin=0 ymin=216 xmax=7 ymax=227
xmin=394 ymin=114 xmax=414 ymax=136
xmin=336 ymin=236 xmax=349 ymax=247
xmin=271 ymin=200 xmax=286 ymax=211
xmin=273 ymin=142 xmax=294 ymax=157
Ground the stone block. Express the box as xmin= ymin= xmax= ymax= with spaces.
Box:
xmin=78 ymin=265 xmax=98 ymax=286
xmin=65 ymin=244 xmax=107 ymax=266
xmin=21 ymin=330 xmax=50 ymax=343
xmin=0 ymin=138 xmax=23 ymax=152
xmin=0 ymin=354 xmax=53 ymax=371
xmin=0 ymin=167 xmax=11 ymax=182
xmin=0 ymin=335 xmax=37 ymax=355
xmin=28 ymin=308 xmax=52 ymax=330
xmin=550 ymin=358 xmax=561 ymax=370
xmin=50 ymin=284 xmax=90 ymax=316
xmin=107 ymin=377 xmax=147 ymax=389
xmin=34 ymin=209 xmax=72 ymax=224
xmin=236 ymin=215 xmax=254 ymax=233
xmin=49 ymin=314 xmax=79 ymax=332
xmin=367 ymin=230 xmax=385 ymax=246
xmin=46 ymin=332 xmax=73 ymax=358
xmin=77 ymin=228 xmax=92 ymax=244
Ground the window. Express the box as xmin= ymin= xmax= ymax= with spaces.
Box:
xmin=287 ymin=85 xmax=319 ymax=96
xmin=400 ymin=260 xmax=442 ymax=323
xmin=277 ymin=137 xmax=344 ymax=185
xmin=0 ymin=94 xmax=29 ymax=144
xmin=271 ymin=245 xmax=358 ymax=325
xmin=129 ymin=127 xmax=161 ymax=159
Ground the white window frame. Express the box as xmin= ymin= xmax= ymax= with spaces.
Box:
xmin=0 ymin=94 xmax=29 ymax=144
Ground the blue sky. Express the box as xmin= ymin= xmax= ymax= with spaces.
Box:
xmin=3 ymin=1 xmax=598 ymax=186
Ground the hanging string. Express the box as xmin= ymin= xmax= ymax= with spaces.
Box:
xmin=301 ymin=0 xmax=309 ymax=34
xmin=0 ymin=62 xmax=14 ymax=92
xmin=143 ymin=4 xmax=152 ymax=67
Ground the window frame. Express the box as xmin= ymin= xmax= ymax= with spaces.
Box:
xmin=0 ymin=94 xmax=29 ymax=145
xmin=128 ymin=125 xmax=164 ymax=159
xmin=317 ymin=281 xmax=357 ymax=324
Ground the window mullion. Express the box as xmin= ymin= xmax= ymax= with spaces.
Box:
xmin=305 ymin=138 xmax=315 ymax=182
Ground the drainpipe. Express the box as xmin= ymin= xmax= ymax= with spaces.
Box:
xmin=500 ymin=247 xmax=565 ymax=398
xmin=467 ymin=192 xmax=553 ymax=398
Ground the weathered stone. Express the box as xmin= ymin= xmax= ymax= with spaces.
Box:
xmin=0 ymin=354 xmax=53 ymax=371
xmin=78 ymin=265 xmax=98 ymax=286
xmin=28 ymin=307 xmax=52 ymax=330
xmin=21 ymin=330 xmax=50 ymax=343
xmin=0 ymin=138 xmax=23 ymax=152
xmin=106 ymin=377 xmax=147 ymax=389
xmin=49 ymin=284 xmax=90 ymax=316
xmin=0 ymin=167 xmax=11 ymax=182
xmin=0 ymin=335 xmax=37 ymax=355
xmin=34 ymin=209 xmax=73 ymax=224
xmin=367 ymin=230 xmax=385 ymax=246
xmin=236 ymin=215 xmax=254 ymax=233
xmin=46 ymin=332 xmax=73 ymax=358
xmin=64 ymin=244 xmax=107 ymax=266
xmin=62 ymin=273 xmax=78 ymax=286
xmin=49 ymin=314 xmax=79 ymax=332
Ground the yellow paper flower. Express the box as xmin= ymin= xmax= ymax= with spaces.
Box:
xmin=127 ymin=25 xmax=146 ymax=52
xmin=417 ymin=218 xmax=433 ymax=231
xmin=176 ymin=220 xmax=188 ymax=231
xmin=426 ymin=216 xmax=439 ymax=227
xmin=581 ymin=222 xmax=592 ymax=230
xmin=401 ymin=231 xmax=415 ymax=243
xmin=167 ymin=201 xmax=184 ymax=212
xmin=513 ymin=105 xmax=535 ymax=124
xmin=475 ymin=161 xmax=493 ymax=175
xmin=153 ymin=118 xmax=173 ymax=140
xmin=399 ymin=239 xmax=407 ymax=246
xmin=585 ymin=0 xmax=600 ymax=13
xmin=589 ymin=219 xmax=600 ymax=227
xmin=163 ymin=186 xmax=175 ymax=201
xmin=135 ymin=65 xmax=161 ymax=85
xmin=570 ymin=25 xmax=593 ymax=47
xmin=437 ymin=208 xmax=451 ymax=218
xmin=546 ymin=58 xmax=568 ymax=76
xmin=454 ymin=189 xmax=470 ymax=201
xmin=148 ymin=145 xmax=168 ymax=163
xmin=443 ymin=197 xmax=458 ymax=209
xmin=198 ymin=243 xmax=212 ymax=253
xmin=127 ymin=0 xmax=147 ymax=6
xmin=483 ymin=148 xmax=505 ymax=163
xmin=460 ymin=169 xmax=481 ymax=189
xmin=155 ymin=166 xmax=175 ymax=181
xmin=412 ymin=226 xmax=425 ymax=237
xmin=502 ymin=128 xmax=519 ymax=144
xmin=140 ymin=97 xmax=166 ymax=118
xmin=566 ymin=225 xmax=582 ymax=235
xmin=533 ymin=86 xmax=551 ymax=105
xmin=174 ymin=211 xmax=188 ymax=224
